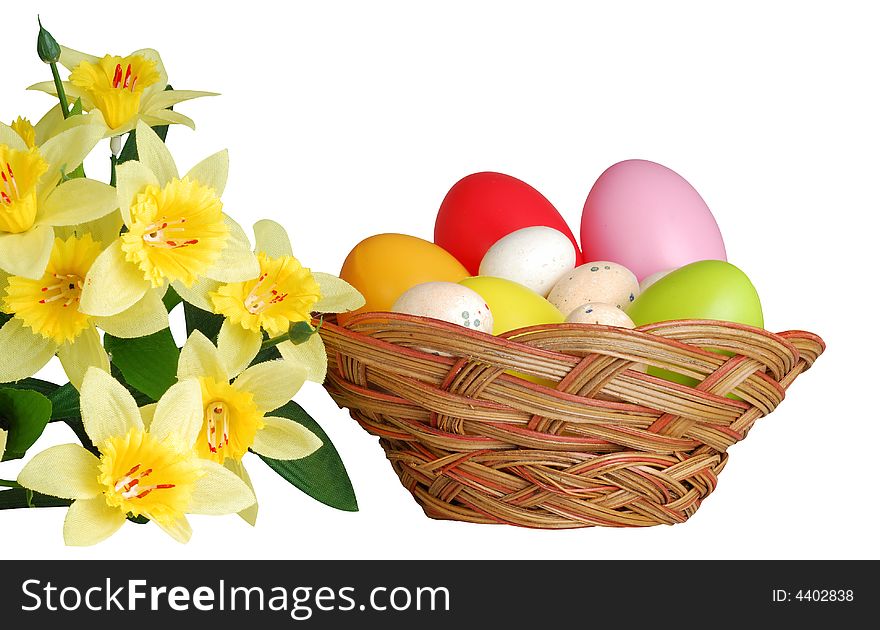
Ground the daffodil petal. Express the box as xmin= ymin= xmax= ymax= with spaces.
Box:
xmin=253 ymin=219 xmax=293 ymax=257
xmin=93 ymin=289 xmax=169 ymax=338
xmin=0 ymin=428 xmax=7 ymax=460
xmin=28 ymin=81 xmax=89 ymax=109
xmin=0 ymin=318 xmax=57 ymax=382
xmin=184 ymin=149 xmax=228 ymax=197
xmin=80 ymin=239 xmax=151 ymax=316
xmin=225 ymin=458 xmax=258 ymax=526
xmin=131 ymin=49 xmax=167 ymax=100
xmin=57 ymin=326 xmax=110 ymax=390
xmin=140 ymin=403 xmax=157 ymax=430
xmin=217 ymin=319 xmax=262 ymax=376
xmin=0 ymin=122 xmax=28 ymax=151
xmin=0 ymin=223 xmax=55 ymax=279
xmin=203 ymin=215 xmax=259 ymax=283
xmin=313 ymin=273 xmax=365 ymax=313
xmin=39 ymin=114 xmax=105 ymax=179
xmin=17 ymin=444 xmax=101 ymax=499
xmin=39 ymin=178 xmax=118 ymax=227
xmin=171 ymin=277 xmax=221 ymax=313
xmin=33 ymin=105 xmax=66 ymax=146
xmin=178 ymin=330 xmax=228 ymax=382
xmin=134 ymin=120 xmax=178 ymax=185
xmin=63 ymin=497 xmax=127 ymax=546
xmin=115 ymin=160 xmax=160 ymax=225
xmin=278 ymin=335 xmax=328 ymax=384
xmin=66 ymin=210 xmax=124 ymax=248
xmin=188 ymin=460 xmax=256 ymax=515
xmin=142 ymin=90 xmax=218 ymax=112
xmin=152 ymin=515 xmax=192 ymax=544
xmin=58 ymin=45 xmax=101 ymax=71
xmin=233 ymin=360 xmax=306 ymax=412
xmin=252 ymin=416 xmax=322 ymax=460
xmin=80 ymin=366 xmax=143 ymax=446
xmin=150 ymin=378 xmax=203 ymax=447
xmin=141 ymin=110 xmax=196 ymax=130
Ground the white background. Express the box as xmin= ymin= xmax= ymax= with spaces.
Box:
xmin=1 ymin=1 xmax=876 ymax=559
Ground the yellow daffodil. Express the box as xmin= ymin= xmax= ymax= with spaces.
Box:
xmin=174 ymin=219 xmax=364 ymax=382
xmin=17 ymin=368 xmax=255 ymax=545
xmin=30 ymin=47 xmax=215 ymax=137
xmin=177 ymin=330 xmax=321 ymax=524
xmin=0 ymin=234 xmax=169 ymax=388
xmin=78 ymin=121 xmax=258 ymax=319
xmin=0 ymin=113 xmax=116 ymax=279
xmin=9 ymin=117 xmax=35 ymax=148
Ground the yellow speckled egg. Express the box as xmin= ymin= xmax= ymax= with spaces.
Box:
xmin=459 ymin=276 xmax=564 ymax=334
xmin=548 ymin=261 xmax=639 ymax=316
xmin=565 ymin=302 xmax=635 ymax=328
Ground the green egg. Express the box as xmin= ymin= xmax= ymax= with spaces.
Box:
xmin=626 ymin=260 xmax=763 ymax=389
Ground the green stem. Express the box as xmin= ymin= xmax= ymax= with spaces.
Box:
xmin=110 ymin=154 xmax=118 ymax=187
xmin=0 ymin=480 xmax=23 ymax=489
xmin=50 ymin=62 xmax=70 ymax=119
xmin=260 ymin=332 xmax=290 ymax=351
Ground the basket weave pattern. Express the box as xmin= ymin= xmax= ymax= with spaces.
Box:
xmin=320 ymin=313 xmax=824 ymax=528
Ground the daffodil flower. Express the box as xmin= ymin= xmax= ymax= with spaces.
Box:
xmin=78 ymin=121 xmax=258 ymax=319
xmin=0 ymin=114 xmax=116 ymax=279
xmin=30 ymin=47 xmax=215 ymax=137
xmin=177 ymin=330 xmax=322 ymax=524
xmin=174 ymin=219 xmax=364 ymax=381
xmin=0 ymin=234 xmax=168 ymax=388
xmin=0 ymin=428 xmax=7 ymax=460
xmin=17 ymin=368 xmax=255 ymax=545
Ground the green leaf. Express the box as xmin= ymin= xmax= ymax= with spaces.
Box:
xmin=183 ymin=301 xmax=224 ymax=342
xmin=258 ymin=401 xmax=358 ymax=512
xmin=163 ymin=285 xmax=183 ymax=312
xmin=0 ymin=388 xmax=52 ymax=461
xmin=0 ymin=488 xmax=71 ymax=510
xmin=47 ymin=382 xmax=80 ymax=420
xmin=0 ymin=377 xmax=59 ymax=398
xmin=104 ymin=328 xmax=179 ymax=401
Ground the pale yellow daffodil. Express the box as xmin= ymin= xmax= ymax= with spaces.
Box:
xmin=0 ymin=428 xmax=7 ymax=460
xmin=30 ymin=47 xmax=215 ymax=137
xmin=174 ymin=219 xmax=364 ymax=382
xmin=78 ymin=121 xmax=258 ymax=319
xmin=17 ymin=368 xmax=255 ymax=545
xmin=0 ymin=113 xmax=116 ymax=279
xmin=177 ymin=330 xmax=321 ymax=524
xmin=0 ymin=234 xmax=168 ymax=388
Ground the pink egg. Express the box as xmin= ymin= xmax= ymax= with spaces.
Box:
xmin=580 ymin=159 xmax=726 ymax=281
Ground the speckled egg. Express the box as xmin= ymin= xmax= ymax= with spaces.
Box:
xmin=478 ymin=226 xmax=577 ymax=297
xmin=392 ymin=281 xmax=493 ymax=333
xmin=565 ymin=302 xmax=635 ymax=328
xmin=639 ymin=269 xmax=673 ymax=293
xmin=548 ymin=261 xmax=640 ymax=316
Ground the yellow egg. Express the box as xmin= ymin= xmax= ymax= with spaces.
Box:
xmin=339 ymin=234 xmax=468 ymax=323
xmin=459 ymin=276 xmax=564 ymax=334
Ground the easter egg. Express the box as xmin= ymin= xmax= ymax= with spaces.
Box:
xmin=626 ymin=260 xmax=763 ymax=328
xmin=548 ymin=261 xmax=639 ymax=317
xmin=339 ymin=234 xmax=468 ymax=323
xmin=478 ymin=226 xmax=576 ymax=297
xmin=580 ymin=160 xmax=726 ymax=281
xmin=392 ymin=282 xmax=493 ymax=334
xmin=639 ymin=269 xmax=673 ymax=293
xmin=566 ymin=303 xmax=635 ymax=328
xmin=435 ymin=172 xmax=582 ymax=275
xmin=459 ymin=276 xmax=564 ymax=335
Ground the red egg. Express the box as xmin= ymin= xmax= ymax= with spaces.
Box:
xmin=434 ymin=172 xmax=582 ymax=274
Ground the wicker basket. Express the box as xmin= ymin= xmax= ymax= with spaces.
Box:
xmin=319 ymin=313 xmax=824 ymax=528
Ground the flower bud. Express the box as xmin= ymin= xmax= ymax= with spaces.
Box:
xmin=37 ymin=17 xmax=61 ymax=64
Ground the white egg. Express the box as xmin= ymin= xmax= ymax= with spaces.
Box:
xmin=478 ymin=226 xmax=576 ymax=297
xmin=392 ymin=282 xmax=493 ymax=333
xmin=548 ymin=261 xmax=639 ymax=316
xmin=565 ymin=302 xmax=635 ymax=328
xmin=639 ymin=269 xmax=674 ymax=293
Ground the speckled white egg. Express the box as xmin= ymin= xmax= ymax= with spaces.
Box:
xmin=478 ymin=226 xmax=577 ymax=297
xmin=391 ymin=281 xmax=493 ymax=333
xmin=548 ymin=261 xmax=639 ymax=316
xmin=565 ymin=302 xmax=636 ymax=328
xmin=639 ymin=269 xmax=674 ymax=293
